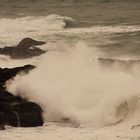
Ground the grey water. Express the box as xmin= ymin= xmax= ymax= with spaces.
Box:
xmin=0 ymin=0 xmax=140 ymax=26
xmin=0 ymin=0 xmax=138 ymax=58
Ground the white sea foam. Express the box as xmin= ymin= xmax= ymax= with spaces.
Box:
xmin=1 ymin=124 xmax=140 ymax=140
xmin=0 ymin=14 xmax=77 ymax=44
xmin=0 ymin=14 xmax=77 ymax=32
xmin=6 ymin=42 xmax=140 ymax=128
xmin=0 ymin=15 xmax=140 ymax=45
xmin=1 ymin=23 xmax=140 ymax=140
xmin=68 ymin=25 xmax=140 ymax=34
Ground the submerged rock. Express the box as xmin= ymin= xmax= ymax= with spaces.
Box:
xmin=0 ymin=38 xmax=47 ymax=59
xmin=0 ymin=65 xmax=44 ymax=129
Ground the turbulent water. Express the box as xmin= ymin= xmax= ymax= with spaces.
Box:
xmin=0 ymin=0 xmax=140 ymax=140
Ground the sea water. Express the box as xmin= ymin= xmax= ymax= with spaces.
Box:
xmin=0 ymin=0 xmax=140 ymax=140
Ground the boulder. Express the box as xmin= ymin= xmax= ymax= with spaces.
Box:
xmin=0 ymin=38 xmax=47 ymax=59
xmin=17 ymin=38 xmax=46 ymax=49
xmin=0 ymin=65 xmax=44 ymax=129
xmin=0 ymin=102 xmax=43 ymax=127
xmin=0 ymin=64 xmax=35 ymax=86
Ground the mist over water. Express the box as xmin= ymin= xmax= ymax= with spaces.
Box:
xmin=6 ymin=42 xmax=140 ymax=127
xmin=0 ymin=10 xmax=140 ymax=129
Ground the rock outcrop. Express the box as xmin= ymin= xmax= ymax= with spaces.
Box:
xmin=0 ymin=65 xmax=43 ymax=130
xmin=0 ymin=38 xmax=47 ymax=59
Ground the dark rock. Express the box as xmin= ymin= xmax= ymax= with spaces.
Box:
xmin=13 ymin=102 xmax=43 ymax=127
xmin=0 ymin=111 xmax=6 ymax=128
xmin=0 ymin=65 xmax=44 ymax=129
xmin=0 ymin=125 xmax=5 ymax=130
xmin=0 ymin=38 xmax=47 ymax=59
xmin=17 ymin=38 xmax=46 ymax=49
xmin=0 ymin=64 xmax=35 ymax=86
xmin=0 ymin=102 xmax=43 ymax=127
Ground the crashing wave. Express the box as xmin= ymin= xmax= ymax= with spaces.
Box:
xmin=45 ymin=14 xmax=77 ymax=28
xmin=97 ymin=58 xmax=140 ymax=72
xmin=6 ymin=43 xmax=140 ymax=128
xmin=0 ymin=14 xmax=77 ymax=34
xmin=0 ymin=14 xmax=78 ymax=44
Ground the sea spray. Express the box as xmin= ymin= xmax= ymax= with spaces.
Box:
xmin=6 ymin=42 xmax=140 ymax=127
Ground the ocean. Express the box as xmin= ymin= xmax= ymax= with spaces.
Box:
xmin=0 ymin=0 xmax=140 ymax=140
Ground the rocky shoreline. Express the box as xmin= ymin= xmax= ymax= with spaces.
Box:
xmin=0 ymin=38 xmax=47 ymax=59
xmin=0 ymin=64 xmax=43 ymax=130
xmin=0 ymin=38 xmax=46 ymax=130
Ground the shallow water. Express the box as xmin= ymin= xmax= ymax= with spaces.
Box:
xmin=0 ymin=122 xmax=140 ymax=140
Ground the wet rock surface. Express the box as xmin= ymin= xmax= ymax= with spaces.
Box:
xmin=0 ymin=65 xmax=43 ymax=130
xmin=0 ymin=38 xmax=47 ymax=59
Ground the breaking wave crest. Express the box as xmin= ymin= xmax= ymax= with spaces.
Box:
xmin=0 ymin=14 xmax=77 ymax=34
xmin=6 ymin=42 xmax=140 ymax=127
xmin=0 ymin=14 xmax=78 ymax=45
